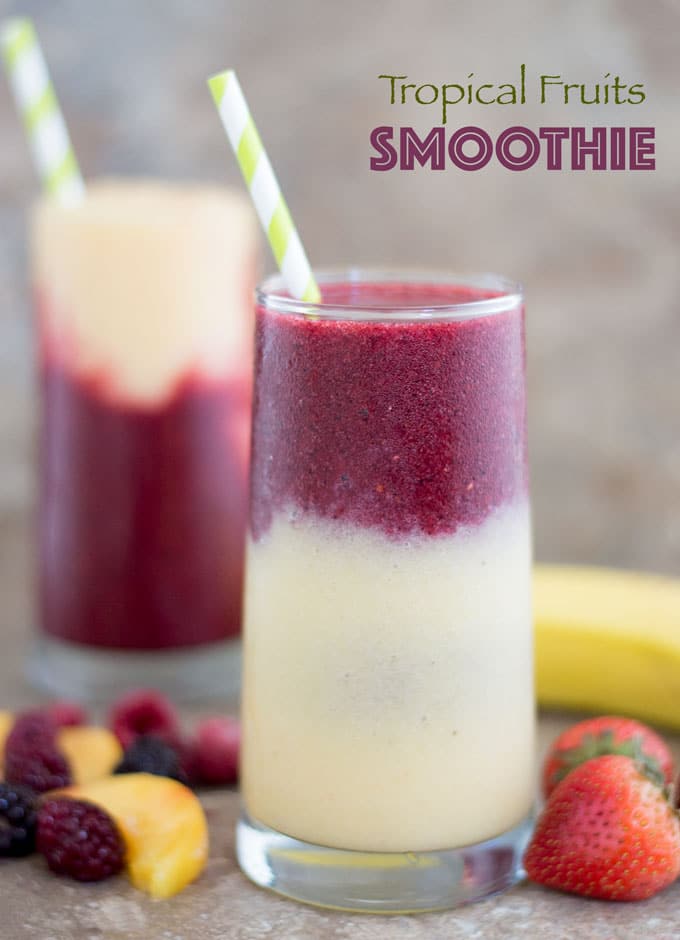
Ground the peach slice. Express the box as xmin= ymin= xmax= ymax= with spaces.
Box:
xmin=0 ymin=710 xmax=13 ymax=775
xmin=57 ymin=726 xmax=122 ymax=785
xmin=57 ymin=773 xmax=209 ymax=898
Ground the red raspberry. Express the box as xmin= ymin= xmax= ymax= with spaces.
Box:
xmin=4 ymin=747 xmax=71 ymax=794
xmin=5 ymin=710 xmax=56 ymax=749
xmin=109 ymin=689 xmax=180 ymax=749
xmin=193 ymin=716 xmax=240 ymax=785
xmin=4 ymin=710 xmax=71 ymax=794
xmin=37 ymin=799 xmax=125 ymax=882
xmin=45 ymin=701 xmax=88 ymax=728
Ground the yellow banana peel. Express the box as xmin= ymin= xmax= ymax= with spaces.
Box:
xmin=534 ymin=564 xmax=680 ymax=730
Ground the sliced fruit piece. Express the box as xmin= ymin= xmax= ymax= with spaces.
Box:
xmin=534 ymin=565 xmax=680 ymax=729
xmin=57 ymin=773 xmax=208 ymax=898
xmin=0 ymin=711 xmax=13 ymax=773
xmin=58 ymin=726 xmax=123 ymax=785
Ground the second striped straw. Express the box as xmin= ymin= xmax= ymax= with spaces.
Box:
xmin=1 ymin=17 xmax=84 ymax=206
xmin=208 ymin=70 xmax=320 ymax=304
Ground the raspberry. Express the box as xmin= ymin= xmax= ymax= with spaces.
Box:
xmin=4 ymin=746 xmax=71 ymax=794
xmin=109 ymin=690 xmax=180 ymax=749
xmin=5 ymin=710 xmax=56 ymax=749
xmin=193 ymin=716 xmax=240 ymax=785
xmin=45 ymin=701 xmax=88 ymax=728
xmin=114 ymin=735 xmax=188 ymax=784
xmin=4 ymin=710 xmax=71 ymax=794
xmin=37 ymin=799 xmax=125 ymax=882
xmin=0 ymin=783 xmax=38 ymax=857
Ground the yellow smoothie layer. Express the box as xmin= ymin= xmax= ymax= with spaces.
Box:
xmin=242 ymin=501 xmax=535 ymax=852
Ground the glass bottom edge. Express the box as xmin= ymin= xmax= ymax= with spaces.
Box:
xmin=236 ymin=809 xmax=534 ymax=914
xmin=27 ymin=634 xmax=242 ymax=703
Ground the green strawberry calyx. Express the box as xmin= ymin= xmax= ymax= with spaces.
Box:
xmin=552 ymin=730 xmax=665 ymax=789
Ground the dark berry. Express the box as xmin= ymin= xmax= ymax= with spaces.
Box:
xmin=109 ymin=690 xmax=180 ymax=749
xmin=4 ymin=710 xmax=71 ymax=794
xmin=176 ymin=739 xmax=200 ymax=787
xmin=114 ymin=734 xmax=188 ymax=784
xmin=0 ymin=783 xmax=38 ymax=857
xmin=37 ymin=799 xmax=125 ymax=882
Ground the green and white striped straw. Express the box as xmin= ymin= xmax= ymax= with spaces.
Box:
xmin=1 ymin=18 xmax=85 ymax=206
xmin=208 ymin=69 xmax=320 ymax=303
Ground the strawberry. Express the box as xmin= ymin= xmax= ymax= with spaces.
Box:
xmin=525 ymin=754 xmax=680 ymax=901
xmin=542 ymin=716 xmax=673 ymax=797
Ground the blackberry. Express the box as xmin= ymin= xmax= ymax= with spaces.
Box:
xmin=114 ymin=734 xmax=188 ymax=784
xmin=37 ymin=799 xmax=125 ymax=882
xmin=0 ymin=783 xmax=38 ymax=857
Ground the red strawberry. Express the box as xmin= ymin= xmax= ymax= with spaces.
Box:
xmin=542 ymin=716 xmax=673 ymax=798
xmin=525 ymin=754 xmax=680 ymax=901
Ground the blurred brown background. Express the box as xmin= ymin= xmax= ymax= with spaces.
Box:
xmin=1 ymin=0 xmax=679 ymax=574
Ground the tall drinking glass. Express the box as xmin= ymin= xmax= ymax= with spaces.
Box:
xmin=237 ymin=270 xmax=534 ymax=911
xmin=31 ymin=179 xmax=258 ymax=700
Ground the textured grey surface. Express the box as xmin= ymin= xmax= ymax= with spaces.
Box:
xmin=0 ymin=0 xmax=679 ymax=572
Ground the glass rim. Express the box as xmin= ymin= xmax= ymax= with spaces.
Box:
xmin=256 ymin=268 xmax=523 ymax=322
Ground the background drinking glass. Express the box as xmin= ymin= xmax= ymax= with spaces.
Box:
xmin=30 ymin=179 xmax=258 ymax=699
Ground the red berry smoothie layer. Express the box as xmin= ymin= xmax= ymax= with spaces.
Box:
xmin=40 ymin=359 xmax=250 ymax=650
xmin=250 ymin=281 xmax=527 ymax=541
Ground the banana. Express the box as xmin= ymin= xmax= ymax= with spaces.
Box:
xmin=534 ymin=565 xmax=680 ymax=730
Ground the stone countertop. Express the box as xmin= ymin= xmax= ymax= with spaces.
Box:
xmin=2 ymin=512 xmax=680 ymax=939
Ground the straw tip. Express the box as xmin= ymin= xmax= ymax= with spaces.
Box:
xmin=207 ymin=69 xmax=233 ymax=105
xmin=0 ymin=16 xmax=33 ymax=44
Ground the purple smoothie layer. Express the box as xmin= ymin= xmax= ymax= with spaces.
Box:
xmin=40 ymin=357 xmax=250 ymax=650
xmin=250 ymin=280 xmax=527 ymax=541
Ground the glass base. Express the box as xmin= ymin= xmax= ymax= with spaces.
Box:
xmin=27 ymin=634 xmax=242 ymax=703
xmin=236 ymin=810 xmax=533 ymax=913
